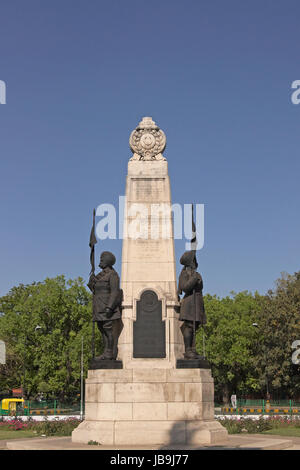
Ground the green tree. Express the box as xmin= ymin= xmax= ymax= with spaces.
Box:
xmin=197 ymin=291 xmax=263 ymax=403
xmin=253 ymin=272 xmax=300 ymax=399
xmin=0 ymin=276 xmax=100 ymax=400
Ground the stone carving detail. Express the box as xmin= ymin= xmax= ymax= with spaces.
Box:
xmin=129 ymin=117 xmax=166 ymax=161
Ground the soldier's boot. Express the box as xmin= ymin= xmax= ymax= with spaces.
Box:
xmin=191 ymin=350 xmax=203 ymax=359
xmin=100 ymin=321 xmax=114 ymax=360
xmin=99 ymin=343 xmax=113 ymax=360
xmin=191 ymin=325 xmax=204 ymax=359
xmin=112 ymin=319 xmax=124 ymax=360
xmin=181 ymin=323 xmax=196 ymax=359
xmin=100 ymin=345 xmax=114 ymax=360
xmin=184 ymin=348 xmax=197 ymax=359
xmin=100 ymin=349 xmax=113 ymax=360
xmin=96 ymin=322 xmax=109 ymax=359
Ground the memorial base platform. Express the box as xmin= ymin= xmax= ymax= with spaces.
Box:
xmin=72 ymin=367 xmax=228 ymax=446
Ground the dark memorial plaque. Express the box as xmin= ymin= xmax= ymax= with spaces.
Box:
xmin=133 ymin=290 xmax=166 ymax=358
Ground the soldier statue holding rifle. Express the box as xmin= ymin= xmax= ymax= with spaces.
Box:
xmin=178 ymin=250 xmax=206 ymax=359
xmin=88 ymin=210 xmax=123 ymax=362
xmin=178 ymin=204 xmax=206 ymax=360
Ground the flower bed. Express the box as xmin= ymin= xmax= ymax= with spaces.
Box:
xmin=218 ymin=416 xmax=300 ymax=434
xmin=0 ymin=417 xmax=81 ymax=436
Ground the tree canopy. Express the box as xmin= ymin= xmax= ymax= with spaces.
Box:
xmin=0 ymin=276 xmax=101 ymax=400
xmin=196 ymin=273 xmax=300 ymax=403
xmin=0 ymin=272 xmax=299 ymax=403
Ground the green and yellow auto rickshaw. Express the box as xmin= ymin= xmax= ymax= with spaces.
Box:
xmin=0 ymin=398 xmax=25 ymax=415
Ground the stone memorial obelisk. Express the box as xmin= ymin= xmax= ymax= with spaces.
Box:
xmin=119 ymin=116 xmax=182 ymax=368
xmin=72 ymin=117 xmax=228 ymax=446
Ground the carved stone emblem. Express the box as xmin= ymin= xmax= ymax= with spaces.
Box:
xmin=129 ymin=117 xmax=166 ymax=160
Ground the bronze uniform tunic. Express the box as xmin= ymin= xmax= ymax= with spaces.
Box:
xmin=178 ymin=268 xmax=206 ymax=324
xmin=88 ymin=267 xmax=122 ymax=322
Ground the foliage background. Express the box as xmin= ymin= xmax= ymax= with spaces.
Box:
xmin=0 ymin=276 xmax=101 ymax=400
xmin=196 ymin=272 xmax=300 ymax=403
xmin=0 ymin=272 xmax=299 ymax=402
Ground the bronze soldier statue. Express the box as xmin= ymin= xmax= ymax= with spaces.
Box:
xmin=178 ymin=250 xmax=206 ymax=359
xmin=88 ymin=251 xmax=123 ymax=360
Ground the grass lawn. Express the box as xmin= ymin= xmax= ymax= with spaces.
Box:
xmin=0 ymin=429 xmax=39 ymax=440
xmin=262 ymin=427 xmax=300 ymax=438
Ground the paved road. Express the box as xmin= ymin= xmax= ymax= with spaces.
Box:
xmin=2 ymin=434 xmax=299 ymax=450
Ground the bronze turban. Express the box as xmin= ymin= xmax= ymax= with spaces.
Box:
xmin=99 ymin=251 xmax=116 ymax=267
xmin=179 ymin=250 xmax=198 ymax=268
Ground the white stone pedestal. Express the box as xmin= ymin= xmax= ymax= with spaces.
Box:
xmin=72 ymin=368 xmax=227 ymax=445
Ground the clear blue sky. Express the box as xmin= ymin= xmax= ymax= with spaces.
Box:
xmin=0 ymin=0 xmax=299 ymax=298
